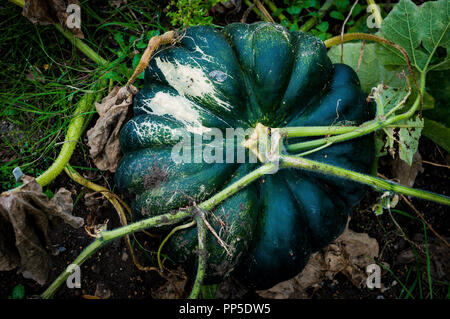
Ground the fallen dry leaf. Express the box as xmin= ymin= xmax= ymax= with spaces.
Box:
xmin=0 ymin=176 xmax=83 ymax=285
xmin=87 ymin=86 xmax=137 ymax=173
xmin=21 ymin=0 xmax=84 ymax=38
xmin=392 ymin=151 xmax=424 ymax=187
xmin=257 ymin=227 xmax=379 ymax=299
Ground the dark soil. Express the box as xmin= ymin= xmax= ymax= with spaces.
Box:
xmin=0 ymin=135 xmax=448 ymax=299
xmin=0 ymin=1 xmax=448 ymax=300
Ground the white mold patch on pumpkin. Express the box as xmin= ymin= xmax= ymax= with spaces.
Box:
xmin=155 ymin=57 xmax=233 ymax=112
xmin=140 ymin=91 xmax=212 ymax=135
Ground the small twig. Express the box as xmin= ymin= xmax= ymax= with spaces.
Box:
xmin=64 ymin=165 xmax=161 ymax=273
xmin=195 ymin=204 xmax=233 ymax=257
xmin=241 ymin=2 xmax=255 ymax=22
xmin=340 ymin=0 xmax=359 ymax=63
xmin=421 ymin=160 xmax=450 ymax=169
xmin=254 ymin=0 xmax=275 ymax=23
xmin=400 ymin=195 xmax=450 ymax=248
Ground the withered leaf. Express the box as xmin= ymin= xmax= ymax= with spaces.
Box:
xmin=87 ymin=86 xmax=137 ymax=173
xmin=0 ymin=176 xmax=83 ymax=285
xmin=257 ymin=227 xmax=379 ymax=299
xmin=21 ymin=0 xmax=84 ymax=39
xmin=392 ymin=151 xmax=424 ymax=187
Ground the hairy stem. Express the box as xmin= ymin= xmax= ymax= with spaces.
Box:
xmin=280 ymin=155 xmax=450 ymax=206
xmin=11 ymin=0 xmax=108 ymax=66
xmin=10 ymin=0 xmax=109 ymax=188
xmin=35 ymin=91 xmax=95 ymax=186
xmin=280 ymin=125 xmax=358 ymax=138
xmin=41 ymin=162 xmax=276 ymax=298
xmin=189 ymin=212 xmax=207 ymax=299
xmin=286 ymin=72 xmax=425 ymax=153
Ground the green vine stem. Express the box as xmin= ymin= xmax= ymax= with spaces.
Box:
xmin=285 ymin=71 xmax=425 ymax=153
xmin=40 ymin=162 xmax=277 ymax=298
xmin=35 ymin=90 xmax=95 ymax=187
xmin=40 ymin=209 xmax=191 ymax=299
xmin=11 ymin=0 xmax=108 ymax=66
xmin=41 ymin=150 xmax=449 ymax=298
xmin=280 ymin=154 xmax=450 ymax=206
xmin=280 ymin=125 xmax=358 ymax=138
xmin=10 ymin=0 xmax=109 ymax=188
xmin=189 ymin=212 xmax=207 ymax=299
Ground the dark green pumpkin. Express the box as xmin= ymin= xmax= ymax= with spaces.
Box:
xmin=115 ymin=22 xmax=374 ymax=290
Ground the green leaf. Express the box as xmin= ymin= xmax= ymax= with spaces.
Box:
xmin=377 ymin=86 xmax=411 ymax=116
xmin=316 ymin=21 xmax=329 ymax=33
xmin=11 ymin=284 xmax=25 ymax=299
xmin=335 ymin=0 xmax=350 ymax=12
xmin=287 ymin=6 xmax=302 ymax=15
xmin=352 ymin=3 xmax=362 ymax=17
xmin=104 ymin=70 xmax=123 ymax=82
xmin=422 ymin=69 xmax=450 ymax=152
xmin=328 ymin=43 xmax=407 ymax=93
xmin=423 ymin=118 xmax=450 ymax=153
xmin=44 ymin=189 xmax=54 ymax=199
xmin=424 ymin=69 xmax=450 ymax=127
xmin=398 ymin=116 xmax=424 ymax=166
xmin=136 ymin=40 xmax=147 ymax=49
xmin=330 ymin=10 xmax=345 ymax=20
xmin=305 ymin=0 xmax=319 ymax=9
xmin=380 ymin=0 xmax=450 ymax=72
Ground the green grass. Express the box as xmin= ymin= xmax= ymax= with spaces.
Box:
xmin=0 ymin=0 xmax=167 ymax=191
xmin=1 ymin=0 xmax=448 ymax=299
xmin=386 ymin=209 xmax=449 ymax=299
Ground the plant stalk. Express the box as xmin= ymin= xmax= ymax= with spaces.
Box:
xmin=280 ymin=155 xmax=450 ymax=206
xmin=35 ymin=90 xmax=95 ymax=186
xmin=189 ymin=212 xmax=207 ymax=299
xmin=40 ymin=209 xmax=190 ymax=299
xmin=11 ymin=0 xmax=108 ymax=66
xmin=41 ymin=162 xmax=276 ymax=298
xmin=286 ymin=72 xmax=425 ymax=152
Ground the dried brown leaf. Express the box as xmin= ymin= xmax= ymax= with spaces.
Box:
xmin=87 ymin=86 xmax=137 ymax=172
xmin=21 ymin=0 xmax=84 ymax=38
xmin=257 ymin=227 xmax=379 ymax=299
xmin=0 ymin=176 xmax=83 ymax=285
xmin=392 ymin=151 xmax=424 ymax=187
